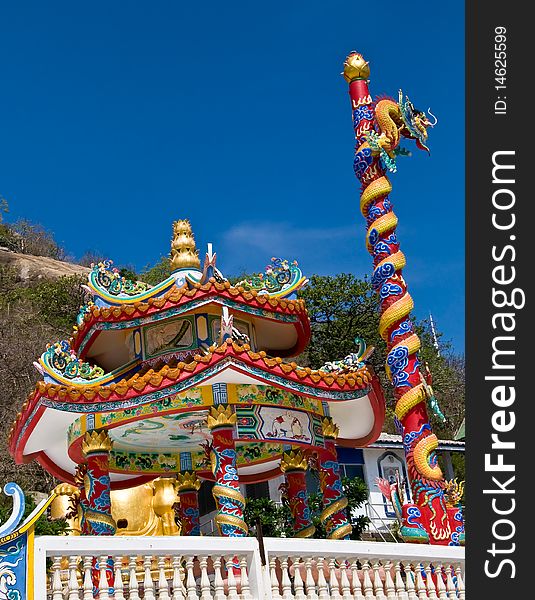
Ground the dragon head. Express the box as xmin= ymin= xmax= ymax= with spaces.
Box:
xmin=397 ymin=90 xmax=437 ymax=153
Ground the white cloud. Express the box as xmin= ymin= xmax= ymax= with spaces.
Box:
xmin=218 ymin=220 xmax=368 ymax=276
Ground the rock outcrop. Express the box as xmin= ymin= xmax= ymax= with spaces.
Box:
xmin=0 ymin=248 xmax=89 ymax=282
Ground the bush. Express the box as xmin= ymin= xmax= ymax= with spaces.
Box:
xmin=10 ymin=219 xmax=66 ymax=260
xmin=244 ymin=476 xmax=370 ymax=540
xmin=0 ymin=492 xmax=68 ymax=536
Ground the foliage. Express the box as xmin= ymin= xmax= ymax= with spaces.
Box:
xmin=0 ymin=271 xmax=85 ymax=331
xmin=244 ymin=496 xmax=292 ymax=538
xmin=0 ymin=267 xmax=85 ymax=491
xmin=307 ymin=476 xmax=370 ymax=540
xmin=0 ymin=223 xmax=22 ymax=252
xmin=0 ymin=196 xmax=8 ymax=223
xmin=244 ymin=476 xmax=370 ymax=539
xmin=119 ymin=266 xmax=140 ymax=282
xmin=140 ymin=256 xmax=171 ymax=285
xmin=78 ymin=250 xmax=107 ymax=267
xmin=9 ymin=219 xmax=66 ymax=260
xmin=298 ymin=273 xmax=465 ymax=438
xmin=0 ymin=493 xmax=68 ymax=536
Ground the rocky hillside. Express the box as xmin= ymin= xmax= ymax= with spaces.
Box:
xmin=0 ymin=248 xmax=89 ymax=282
xmin=0 ymin=253 xmax=88 ymax=492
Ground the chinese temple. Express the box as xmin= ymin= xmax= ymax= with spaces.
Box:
xmin=8 ymin=220 xmax=385 ymax=541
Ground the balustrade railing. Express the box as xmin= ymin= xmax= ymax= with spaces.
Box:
xmin=33 ymin=535 xmax=465 ymax=599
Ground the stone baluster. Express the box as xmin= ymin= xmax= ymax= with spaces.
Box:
xmin=350 ymin=560 xmax=364 ymax=600
xmin=373 ymin=560 xmax=386 ymax=600
xmin=67 ymin=555 xmax=79 ymax=600
xmin=361 ymin=561 xmax=374 ymax=600
xmin=83 ymin=556 xmax=93 ymax=600
xmin=281 ymin=556 xmax=293 ymax=600
xmin=199 ymin=556 xmax=211 ymax=600
xmin=270 ymin=556 xmax=282 ymax=600
xmin=213 ymin=556 xmax=225 ymax=600
xmin=394 ymin=562 xmax=409 ymax=600
xmin=186 ymin=556 xmax=198 ymax=600
xmin=304 ymin=557 xmax=318 ymax=600
xmin=114 ymin=556 xmax=125 ymax=600
xmin=98 ymin=555 xmax=110 ymax=600
xmin=405 ymin=565 xmax=418 ymax=600
xmin=425 ymin=564 xmax=438 ymax=600
xmin=455 ymin=564 xmax=465 ymax=600
xmin=340 ymin=561 xmax=353 ymax=600
xmin=293 ymin=557 xmax=307 ymax=600
xmin=445 ymin=565 xmax=456 ymax=599
xmin=172 ymin=555 xmax=186 ymax=600
xmin=384 ymin=561 xmax=396 ymax=600
xmin=329 ymin=558 xmax=342 ymax=600
xmin=128 ymin=555 xmax=141 ymax=600
xmin=143 ymin=555 xmax=156 ymax=600
xmin=435 ymin=564 xmax=448 ymax=600
xmin=240 ymin=555 xmax=252 ymax=600
xmin=414 ymin=566 xmax=427 ymax=600
xmin=51 ymin=556 xmax=63 ymax=600
xmin=158 ymin=556 xmax=171 ymax=600
xmin=226 ymin=555 xmax=240 ymax=600
xmin=317 ymin=557 xmax=329 ymax=600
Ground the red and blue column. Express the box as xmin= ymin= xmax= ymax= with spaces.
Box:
xmin=81 ymin=430 xmax=116 ymax=595
xmin=318 ymin=418 xmax=352 ymax=540
xmin=207 ymin=404 xmax=248 ymax=537
xmin=280 ymin=449 xmax=315 ymax=538
xmin=175 ymin=471 xmax=201 ymax=536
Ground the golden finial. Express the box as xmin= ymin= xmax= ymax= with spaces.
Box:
xmin=207 ymin=404 xmax=237 ymax=430
xmin=81 ymin=430 xmax=113 ymax=456
xmin=175 ymin=471 xmax=202 ymax=493
xmin=342 ymin=52 xmax=370 ymax=82
xmin=170 ymin=219 xmax=201 ymax=271
xmin=321 ymin=417 xmax=340 ymax=440
xmin=280 ymin=449 xmax=308 ymax=473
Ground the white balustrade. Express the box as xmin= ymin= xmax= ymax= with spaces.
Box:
xmin=33 ymin=535 xmax=465 ymax=599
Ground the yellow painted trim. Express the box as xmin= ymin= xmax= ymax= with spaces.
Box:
xmin=87 ymin=275 xmax=175 ymax=304
xmin=27 ymin=527 xmax=34 ymax=600
xmin=18 ymin=493 xmax=58 ymax=534
xmin=227 ymin=384 xmax=238 ymax=405
xmin=201 ymin=386 xmax=213 ymax=405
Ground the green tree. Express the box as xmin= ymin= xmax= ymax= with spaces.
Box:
xmin=244 ymin=475 xmax=370 ymax=539
xmin=0 ymin=493 xmax=68 ymax=536
xmin=298 ymin=273 xmax=465 ymax=438
xmin=140 ymin=256 xmax=171 ymax=285
xmin=0 ymin=268 xmax=86 ymax=491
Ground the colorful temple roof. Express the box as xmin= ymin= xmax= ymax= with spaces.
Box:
xmin=9 ymin=220 xmax=385 ymax=488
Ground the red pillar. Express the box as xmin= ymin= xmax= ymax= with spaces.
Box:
xmin=81 ymin=430 xmax=115 ymax=595
xmin=207 ymin=405 xmax=248 ymax=537
xmin=318 ymin=418 xmax=352 ymax=540
xmin=280 ymin=449 xmax=315 ymax=538
xmin=175 ymin=472 xmax=201 ymax=536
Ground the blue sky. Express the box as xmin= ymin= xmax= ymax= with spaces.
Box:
xmin=0 ymin=1 xmax=464 ymax=351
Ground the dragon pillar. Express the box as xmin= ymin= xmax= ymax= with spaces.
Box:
xmin=280 ymin=449 xmax=315 ymax=538
xmin=318 ymin=418 xmax=352 ymax=540
xmin=175 ymin=471 xmax=202 ymax=536
xmin=342 ymin=52 xmax=464 ymax=545
xmin=81 ymin=430 xmax=116 ymax=593
xmin=207 ymin=404 xmax=248 ymax=537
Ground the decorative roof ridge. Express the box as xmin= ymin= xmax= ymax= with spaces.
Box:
xmin=71 ymin=278 xmax=309 ymax=351
xmin=9 ymin=342 xmax=373 ymax=448
xmin=40 ymin=339 xmax=371 ymax=395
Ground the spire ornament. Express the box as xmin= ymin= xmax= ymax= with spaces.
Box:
xmin=170 ymin=219 xmax=201 ymax=271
